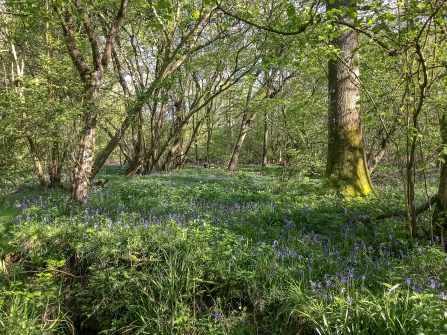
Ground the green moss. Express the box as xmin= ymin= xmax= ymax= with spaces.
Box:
xmin=326 ymin=125 xmax=376 ymax=197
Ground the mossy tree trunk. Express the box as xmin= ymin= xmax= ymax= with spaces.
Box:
xmin=325 ymin=0 xmax=375 ymax=197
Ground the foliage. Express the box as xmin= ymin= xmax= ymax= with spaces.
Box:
xmin=1 ymin=166 xmax=446 ymax=334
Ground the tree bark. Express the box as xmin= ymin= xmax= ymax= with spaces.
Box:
xmin=206 ymin=115 xmax=213 ymax=166
xmin=6 ymin=25 xmax=47 ymax=188
xmin=325 ymin=0 xmax=375 ymax=196
xmin=48 ymin=139 xmax=66 ymax=189
xmin=262 ymin=109 xmax=269 ymax=167
xmin=56 ymin=0 xmax=129 ymax=205
xmin=228 ymin=111 xmax=257 ymax=172
xmin=432 ymin=114 xmax=447 ymax=238
xmin=228 ymin=71 xmax=263 ymax=173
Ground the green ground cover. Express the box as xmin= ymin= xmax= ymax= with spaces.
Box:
xmin=1 ymin=165 xmax=446 ymax=334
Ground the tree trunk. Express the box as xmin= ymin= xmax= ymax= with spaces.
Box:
xmin=227 ymin=71 xmax=263 ymax=173
xmin=262 ymin=109 xmax=269 ymax=167
xmin=26 ymin=135 xmax=46 ymax=188
xmin=72 ymin=74 xmax=100 ymax=205
xmin=56 ymin=0 xmax=128 ymax=205
xmin=226 ymin=108 xmax=233 ymax=158
xmin=193 ymin=115 xmax=199 ymax=163
xmin=432 ymin=114 xmax=447 ymax=239
xmin=93 ymin=102 xmax=145 ymax=180
xmin=228 ymin=112 xmax=257 ymax=172
xmin=178 ymin=117 xmax=204 ymax=168
xmin=91 ymin=113 xmax=131 ymax=180
xmin=325 ymin=0 xmax=374 ymax=197
xmin=206 ymin=116 xmax=213 ymax=166
xmin=48 ymin=139 xmax=66 ymax=189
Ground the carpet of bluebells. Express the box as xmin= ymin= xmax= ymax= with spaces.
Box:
xmin=1 ymin=165 xmax=447 ymax=334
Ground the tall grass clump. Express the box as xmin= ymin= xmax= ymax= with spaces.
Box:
xmin=1 ymin=165 xmax=446 ymax=334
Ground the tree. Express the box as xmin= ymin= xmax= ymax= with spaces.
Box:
xmin=325 ymin=0 xmax=375 ymax=196
xmin=54 ymin=0 xmax=129 ymax=205
xmin=217 ymin=0 xmax=374 ymax=194
xmin=0 ymin=4 xmax=47 ymax=188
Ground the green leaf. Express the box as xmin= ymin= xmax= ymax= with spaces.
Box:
xmin=381 ymin=282 xmax=393 ymax=288
xmin=146 ymin=22 xmax=164 ymax=31
xmin=287 ymin=5 xmax=296 ymax=17
xmin=156 ymin=0 xmax=170 ymax=10
xmin=0 ymin=238 xmax=9 ymax=249
xmin=348 ymin=8 xmax=357 ymax=19
xmin=193 ymin=10 xmax=200 ymax=19
xmin=417 ymin=3 xmax=426 ymax=10
xmin=385 ymin=13 xmax=396 ymax=21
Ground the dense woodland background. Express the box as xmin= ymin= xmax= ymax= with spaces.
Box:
xmin=2 ymin=0 xmax=447 ymax=334
xmin=1 ymin=0 xmax=446 ymax=209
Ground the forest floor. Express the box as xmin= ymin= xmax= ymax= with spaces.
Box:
xmin=1 ymin=164 xmax=447 ymax=334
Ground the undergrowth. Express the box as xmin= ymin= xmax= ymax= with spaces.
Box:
xmin=0 ymin=165 xmax=446 ymax=334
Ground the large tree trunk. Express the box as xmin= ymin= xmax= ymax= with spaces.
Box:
xmin=56 ymin=0 xmax=128 ymax=205
xmin=325 ymin=0 xmax=374 ymax=197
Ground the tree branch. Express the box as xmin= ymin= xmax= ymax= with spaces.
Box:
xmin=75 ymin=0 xmax=101 ymax=70
xmin=101 ymin=0 xmax=129 ymax=71
xmin=374 ymin=196 xmax=437 ymax=221
xmin=216 ymin=1 xmax=320 ymax=36
xmin=53 ymin=4 xmax=90 ymax=78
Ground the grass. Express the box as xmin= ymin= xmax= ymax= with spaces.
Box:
xmin=0 ymin=164 xmax=446 ymax=334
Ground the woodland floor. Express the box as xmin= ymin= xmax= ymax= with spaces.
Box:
xmin=1 ymin=164 xmax=447 ymax=334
